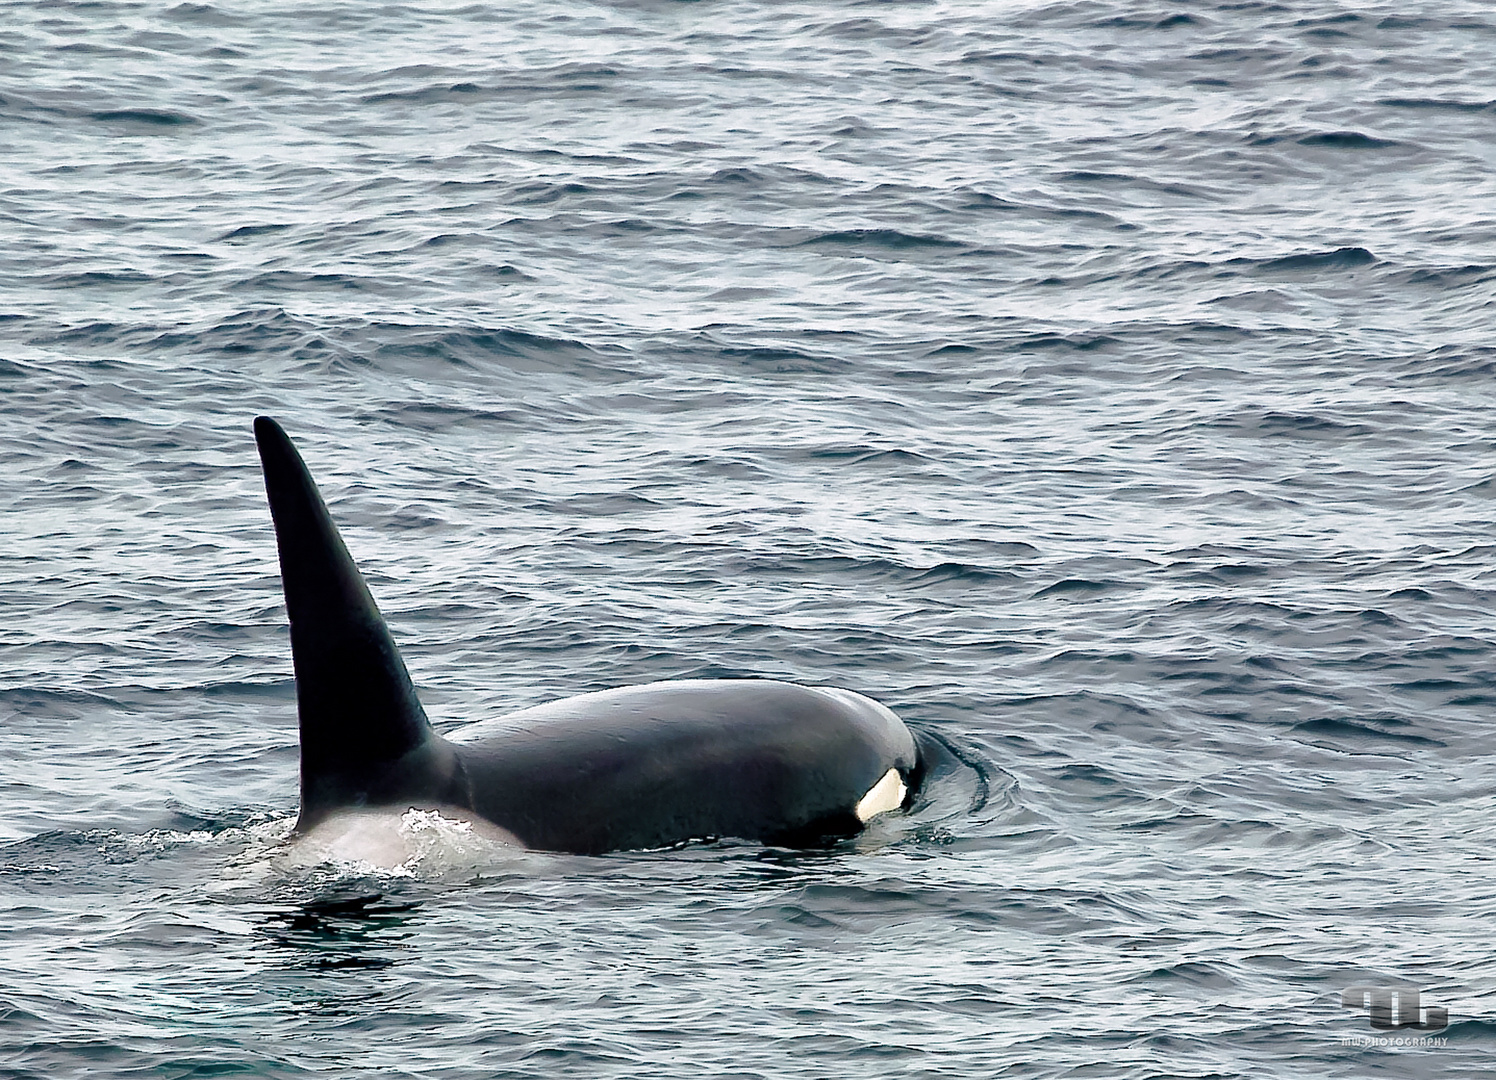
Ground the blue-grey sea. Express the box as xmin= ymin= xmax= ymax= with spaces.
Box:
xmin=3 ymin=1 xmax=1495 ymax=1076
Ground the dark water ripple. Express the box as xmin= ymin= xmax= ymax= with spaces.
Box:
xmin=4 ymin=0 xmax=1496 ymax=1076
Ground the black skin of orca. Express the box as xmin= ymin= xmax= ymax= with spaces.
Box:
xmin=253 ymin=417 xmax=920 ymax=854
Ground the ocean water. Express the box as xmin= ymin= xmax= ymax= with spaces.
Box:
xmin=3 ymin=0 xmax=1495 ymax=1075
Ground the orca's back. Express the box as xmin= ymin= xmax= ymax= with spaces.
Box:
xmin=451 ymin=680 xmax=917 ymax=853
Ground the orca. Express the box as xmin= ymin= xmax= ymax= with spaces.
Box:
xmin=253 ymin=416 xmax=919 ymax=855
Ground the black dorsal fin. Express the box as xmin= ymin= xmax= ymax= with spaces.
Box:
xmin=254 ymin=416 xmax=448 ymax=827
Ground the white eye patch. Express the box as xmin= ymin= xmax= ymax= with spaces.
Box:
xmin=854 ymin=768 xmax=907 ymax=823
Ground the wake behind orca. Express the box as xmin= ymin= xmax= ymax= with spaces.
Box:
xmin=254 ymin=417 xmax=920 ymax=855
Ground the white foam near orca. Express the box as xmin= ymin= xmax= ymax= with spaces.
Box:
xmin=254 ymin=417 xmax=921 ymax=856
xmin=288 ymin=808 xmax=523 ymax=872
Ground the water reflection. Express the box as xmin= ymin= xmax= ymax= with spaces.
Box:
xmin=262 ymin=890 xmax=423 ymax=971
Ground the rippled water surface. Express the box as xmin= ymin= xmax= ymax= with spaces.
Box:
xmin=4 ymin=1 xmax=1496 ymax=1076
